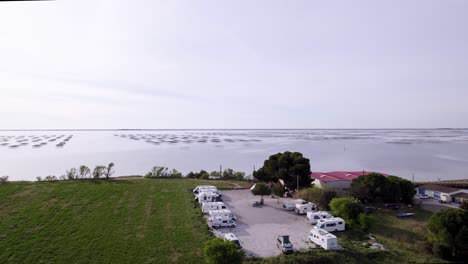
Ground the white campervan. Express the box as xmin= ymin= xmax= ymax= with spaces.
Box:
xmin=208 ymin=209 xmax=236 ymax=221
xmin=196 ymin=192 xmax=221 ymax=204
xmin=209 ymin=216 xmax=237 ymax=229
xmin=308 ymin=228 xmax=339 ymax=250
xmin=193 ymin=185 xmax=217 ymax=194
xmin=282 ymin=199 xmax=308 ymax=211
xmin=295 ymin=202 xmax=317 ymax=215
xmin=202 ymin=202 xmax=227 ymax=213
xmin=314 ymin=217 xmax=345 ymax=232
xmin=306 ymin=211 xmax=334 ymax=224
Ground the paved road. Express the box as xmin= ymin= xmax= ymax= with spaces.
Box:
xmin=420 ymin=198 xmax=457 ymax=212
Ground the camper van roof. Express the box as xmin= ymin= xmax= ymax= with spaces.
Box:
xmin=224 ymin=233 xmax=238 ymax=241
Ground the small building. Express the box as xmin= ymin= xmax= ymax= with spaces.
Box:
xmin=417 ymin=184 xmax=468 ymax=202
xmin=452 ymin=192 xmax=468 ymax=203
xmin=310 ymin=171 xmax=386 ymax=190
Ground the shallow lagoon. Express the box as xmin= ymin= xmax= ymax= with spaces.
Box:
xmin=1 ymin=129 xmax=468 ymax=181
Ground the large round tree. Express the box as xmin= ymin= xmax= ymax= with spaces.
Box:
xmin=255 ymin=151 xmax=311 ymax=190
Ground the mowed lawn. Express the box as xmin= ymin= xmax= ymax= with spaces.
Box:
xmin=0 ymin=178 xmax=246 ymax=263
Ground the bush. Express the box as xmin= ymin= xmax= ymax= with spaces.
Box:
xmin=203 ymin=238 xmax=243 ymax=264
xmin=460 ymin=200 xmax=468 ymax=210
xmin=427 ymin=208 xmax=468 ymax=260
xmin=145 ymin=166 xmax=182 ymax=178
xmin=0 ymin=175 xmax=8 ymax=184
xmin=329 ymin=196 xmax=364 ymax=225
xmin=357 ymin=213 xmax=373 ymax=231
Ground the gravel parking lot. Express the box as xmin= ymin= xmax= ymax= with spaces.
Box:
xmin=208 ymin=189 xmax=315 ymax=257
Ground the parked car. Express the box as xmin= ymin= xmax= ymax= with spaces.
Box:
xmin=364 ymin=206 xmax=377 ymax=214
xmin=277 ymin=235 xmax=294 ymax=254
xmin=224 ymin=233 xmax=242 ymax=249
xmin=418 ymin=194 xmax=429 ymax=199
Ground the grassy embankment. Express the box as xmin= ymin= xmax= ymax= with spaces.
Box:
xmin=0 ymin=178 xmax=249 ymax=263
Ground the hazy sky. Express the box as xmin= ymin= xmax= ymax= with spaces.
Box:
xmin=1 ymin=0 xmax=467 ymax=129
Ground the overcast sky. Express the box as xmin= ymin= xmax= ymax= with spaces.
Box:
xmin=0 ymin=0 xmax=467 ymax=129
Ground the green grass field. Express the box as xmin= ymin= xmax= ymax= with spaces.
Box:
xmin=0 ymin=178 xmax=248 ymax=264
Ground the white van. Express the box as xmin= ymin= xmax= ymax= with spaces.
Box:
xmin=283 ymin=199 xmax=307 ymax=211
xmin=314 ymin=217 xmax=345 ymax=232
xmin=306 ymin=211 xmax=333 ymax=224
xmin=295 ymin=202 xmax=317 ymax=215
xmin=202 ymin=202 xmax=227 ymax=213
xmin=308 ymin=228 xmax=339 ymax=250
xmin=196 ymin=192 xmax=221 ymax=204
xmin=208 ymin=209 xmax=236 ymax=221
xmin=209 ymin=216 xmax=237 ymax=229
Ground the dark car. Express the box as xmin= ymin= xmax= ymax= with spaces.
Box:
xmin=277 ymin=235 xmax=294 ymax=254
xmin=364 ymin=206 xmax=377 ymax=214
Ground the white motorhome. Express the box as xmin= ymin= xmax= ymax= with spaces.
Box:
xmin=208 ymin=209 xmax=236 ymax=220
xmin=308 ymin=228 xmax=339 ymax=250
xmin=224 ymin=233 xmax=241 ymax=249
xmin=306 ymin=211 xmax=334 ymax=224
xmin=282 ymin=199 xmax=308 ymax=211
xmin=295 ymin=202 xmax=317 ymax=215
xmin=193 ymin=185 xmax=217 ymax=194
xmin=196 ymin=192 xmax=221 ymax=204
xmin=314 ymin=217 xmax=345 ymax=232
xmin=202 ymin=202 xmax=227 ymax=213
xmin=194 ymin=188 xmax=220 ymax=197
xmin=209 ymin=216 xmax=237 ymax=229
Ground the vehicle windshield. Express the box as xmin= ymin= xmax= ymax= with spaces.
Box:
xmin=283 ymin=242 xmax=293 ymax=248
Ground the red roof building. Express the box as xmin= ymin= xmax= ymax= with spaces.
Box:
xmin=310 ymin=171 xmax=386 ymax=189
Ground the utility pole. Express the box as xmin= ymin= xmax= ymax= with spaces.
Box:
xmin=219 ymin=165 xmax=222 ymax=177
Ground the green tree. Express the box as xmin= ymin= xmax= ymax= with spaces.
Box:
xmin=329 ymin=196 xmax=364 ymax=224
xmin=104 ymin=162 xmax=115 ymax=179
xmin=79 ymin=165 xmax=90 ymax=179
xmin=427 ymin=208 xmax=468 ymax=259
xmin=92 ymin=165 xmax=106 ymax=179
xmin=398 ymin=178 xmax=416 ymax=204
xmin=251 ymin=182 xmax=271 ymax=205
xmin=272 ymin=183 xmax=284 ymax=203
xmin=145 ymin=166 xmax=169 ymax=178
xmin=203 ymin=238 xmax=243 ymax=264
xmin=259 ymin=151 xmax=311 ymax=190
xmin=65 ymin=168 xmax=78 ymax=180
xmin=319 ymin=189 xmax=337 ymax=210
xmin=253 ymin=167 xmax=277 ymax=183
xmin=350 ymin=173 xmax=387 ymax=202
xmin=233 ymin=171 xmax=245 ymax=181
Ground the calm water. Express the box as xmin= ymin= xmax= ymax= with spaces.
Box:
xmin=1 ymin=129 xmax=468 ymax=182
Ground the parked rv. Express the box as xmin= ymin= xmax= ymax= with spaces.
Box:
xmin=209 ymin=216 xmax=237 ymax=229
xmin=202 ymin=202 xmax=227 ymax=213
xmin=308 ymin=228 xmax=339 ymax=250
xmin=208 ymin=209 xmax=236 ymax=220
xmin=196 ymin=192 xmax=222 ymax=204
xmin=295 ymin=202 xmax=317 ymax=215
xmin=306 ymin=211 xmax=333 ymax=224
xmin=277 ymin=235 xmax=294 ymax=254
xmin=282 ymin=199 xmax=307 ymax=211
xmin=193 ymin=185 xmax=217 ymax=194
xmin=224 ymin=233 xmax=242 ymax=249
xmin=314 ymin=217 xmax=345 ymax=232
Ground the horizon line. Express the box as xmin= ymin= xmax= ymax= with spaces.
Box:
xmin=0 ymin=128 xmax=467 ymax=131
